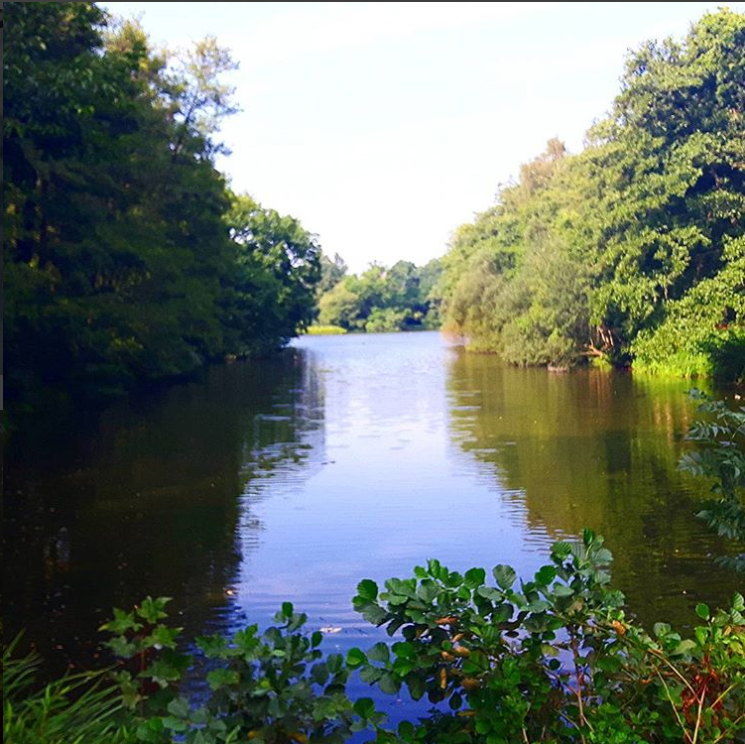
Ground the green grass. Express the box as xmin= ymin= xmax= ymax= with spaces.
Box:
xmin=304 ymin=324 xmax=347 ymax=335
xmin=3 ymin=638 xmax=129 ymax=744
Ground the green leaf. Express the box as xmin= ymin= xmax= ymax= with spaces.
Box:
xmin=393 ymin=641 xmax=415 ymax=659
xmin=346 ymin=647 xmax=368 ymax=668
xmin=167 ymin=696 xmax=190 ymax=719
xmin=354 ymin=697 xmax=376 ymax=719
xmin=326 ymin=653 xmax=343 ymax=674
xmin=406 ymin=674 xmax=426 ymax=700
xmin=368 ymin=642 xmax=390 ymax=663
xmin=357 ymin=579 xmax=379 ymax=602
xmin=206 ymin=668 xmax=240 ymax=690
xmin=106 ymin=636 xmax=137 ymax=659
xmin=493 ymin=565 xmax=516 ymax=590
xmin=136 ymin=596 xmax=171 ymax=624
xmin=653 ymin=622 xmax=672 ymax=638
xmin=535 ymin=565 xmax=557 ymax=585
xmin=360 ymin=665 xmax=383 ymax=684
xmin=357 ymin=602 xmax=388 ymax=625
xmin=552 ymin=541 xmax=572 ymax=559
xmin=417 ymin=580 xmax=440 ymax=603
xmin=310 ymin=662 xmax=329 ymax=686
xmin=464 ymin=567 xmax=486 ymax=588
xmin=196 ymin=634 xmax=228 ymax=657
xmin=551 ymin=584 xmax=574 ymax=597
xmin=695 ymin=603 xmax=710 ymax=621
xmin=99 ymin=608 xmax=143 ymax=635
xmin=146 ymin=624 xmax=181 ymax=650
xmin=378 ymin=672 xmax=400 ymax=695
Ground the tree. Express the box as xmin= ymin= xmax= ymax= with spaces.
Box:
xmin=438 ymin=9 xmax=745 ymax=380
xmin=317 ymin=252 xmax=348 ymax=295
xmin=226 ymin=195 xmax=321 ymax=352
xmin=4 ymin=3 xmax=320 ymax=406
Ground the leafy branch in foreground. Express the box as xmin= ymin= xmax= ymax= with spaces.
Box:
xmin=351 ymin=529 xmax=745 ymax=743
xmin=679 ymin=390 xmax=745 ymax=572
xmin=98 ymin=598 xmax=380 ymax=743
xmin=5 ymin=532 xmax=744 ymax=743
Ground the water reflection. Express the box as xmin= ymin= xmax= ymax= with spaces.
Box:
xmin=446 ymin=351 xmax=741 ymax=626
xmin=4 ymin=332 xmax=742 ymax=680
xmin=4 ymin=351 xmax=325 ymax=666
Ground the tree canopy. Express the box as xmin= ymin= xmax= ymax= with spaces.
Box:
xmin=4 ymin=2 xmax=321 ymax=404
xmin=316 ymin=259 xmax=443 ymax=333
xmin=439 ymin=9 xmax=744 ymax=381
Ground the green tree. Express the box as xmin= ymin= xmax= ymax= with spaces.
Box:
xmin=225 ymin=195 xmax=321 ymax=352
xmin=4 ymin=3 xmax=322 ymax=408
xmin=317 ymin=251 xmax=348 ymax=295
xmin=439 ymin=10 xmax=744 ymax=380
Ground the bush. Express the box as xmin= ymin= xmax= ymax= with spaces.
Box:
xmin=6 ymin=533 xmax=744 ymax=742
xmin=305 ymin=325 xmax=348 ymax=335
xmin=679 ymin=390 xmax=745 ymax=572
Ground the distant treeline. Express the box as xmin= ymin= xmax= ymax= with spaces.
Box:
xmin=4 ymin=3 xmax=321 ymax=405
xmin=315 ymin=255 xmax=442 ymax=332
xmin=438 ymin=10 xmax=744 ymax=382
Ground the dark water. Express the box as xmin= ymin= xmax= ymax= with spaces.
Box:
xmin=4 ymin=332 xmax=742 ymax=688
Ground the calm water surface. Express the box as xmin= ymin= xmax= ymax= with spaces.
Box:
xmin=5 ymin=332 xmax=741 ymax=694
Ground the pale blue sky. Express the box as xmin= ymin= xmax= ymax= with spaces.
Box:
xmin=104 ymin=2 xmax=735 ymax=272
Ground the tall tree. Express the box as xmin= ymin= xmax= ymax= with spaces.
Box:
xmin=438 ymin=9 xmax=744 ymax=379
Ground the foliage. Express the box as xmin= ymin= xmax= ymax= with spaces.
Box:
xmin=632 ymin=237 xmax=745 ymax=382
xmin=6 ymin=532 xmax=745 ymax=742
xmin=439 ymin=10 xmax=745 ymax=381
xmin=352 ymin=530 xmax=745 ymax=743
xmin=318 ymin=253 xmax=349 ymax=296
xmin=3 ymin=3 xmax=321 ymax=408
xmin=3 ymin=637 xmax=130 ymax=744
xmin=305 ymin=325 xmax=348 ymax=335
xmin=679 ymin=391 xmax=745 ymax=572
xmin=318 ymin=259 xmax=443 ymax=333
xmin=98 ymin=597 xmax=380 ymax=743
xmin=225 ymin=194 xmax=321 ymax=354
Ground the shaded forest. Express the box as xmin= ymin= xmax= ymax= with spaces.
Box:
xmin=4 ymin=3 xmax=321 ymax=406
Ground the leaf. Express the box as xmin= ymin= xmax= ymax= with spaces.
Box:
xmin=368 ymin=642 xmax=390 ymax=663
xmin=493 ymin=565 xmax=516 ymax=590
xmin=360 ymin=665 xmax=383 ymax=684
xmin=406 ymin=674 xmax=426 ymax=700
xmin=464 ymin=567 xmax=486 ymax=588
xmin=392 ymin=641 xmax=415 ymax=659
xmin=146 ymin=625 xmax=181 ymax=650
xmin=357 ymin=602 xmax=388 ymax=625
xmin=378 ymin=672 xmax=400 ymax=695
xmin=417 ymin=580 xmax=440 ymax=603
xmin=167 ymin=696 xmax=190 ymax=719
xmin=206 ymin=668 xmax=240 ymax=690
xmin=353 ymin=697 xmax=376 ymax=719
xmin=136 ymin=596 xmax=171 ymax=624
xmin=99 ymin=608 xmax=143 ymax=635
xmin=535 ymin=566 xmax=557 ymax=585
xmin=551 ymin=584 xmax=574 ymax=598
xmin=695 ymin=603 xmax=710 ymax=621
xmin=196 ymin=634 xmax=228 ymax=657
xmin=356 ymin=579 xmax=379 ymax=602
xmin=310 ymin=662 xmax=329 ymax=686
xmin=106 ymin=636 xmax=137 ymax=659
xmin=346 ymin=647 xmax=367 ymax=668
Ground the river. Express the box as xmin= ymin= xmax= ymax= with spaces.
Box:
xmin=4 ymin=331 xmax=741 ymax=695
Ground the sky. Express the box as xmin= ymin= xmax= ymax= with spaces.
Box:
xmin=103 ymin=1 xmax=735 ymax=273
